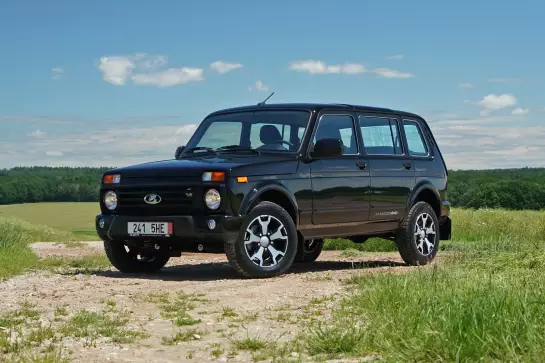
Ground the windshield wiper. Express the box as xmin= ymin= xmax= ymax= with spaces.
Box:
xmin=184 ymin=146 xmax=217 ymax=155
xmin=216 ymin=145 xmax=260 ymax=154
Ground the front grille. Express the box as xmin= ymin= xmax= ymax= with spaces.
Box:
xmin=115 ymin=186 xmax=194 ymax=216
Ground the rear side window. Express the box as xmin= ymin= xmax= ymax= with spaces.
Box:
xmin=403 ymin=120 xmax=428 ymax=156
xmin=359 ymin=117 xmax=402 ymax=155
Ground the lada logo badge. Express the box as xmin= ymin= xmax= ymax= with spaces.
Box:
xmin=144 ymin=194 xmax=161 ymax=205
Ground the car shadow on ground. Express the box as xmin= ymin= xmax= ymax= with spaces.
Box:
xmin=87 ymin=259 xmax=408 ymax=282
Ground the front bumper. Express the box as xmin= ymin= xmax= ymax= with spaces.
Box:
xmin=95 ymin=214 xmax=243 ymax=245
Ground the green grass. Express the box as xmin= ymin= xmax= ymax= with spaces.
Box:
xmin=145 ymin=291 xmax=206 ymax=327
xmin=161 ymin=328 xmax=202 ymax=346
xmin=60 ymin=308 xmax=147 ymax=345
xmin=305 ymin=240 xmax=545 ymax=362
xmin=324 ymin=208 xmax=545 ymax=252
xmin=0 ymin=202 xmax=98 ymax=239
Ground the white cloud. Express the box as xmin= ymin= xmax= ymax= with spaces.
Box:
xmin=98 ymin=56 xmax=135 ymax=85
xmin=98 ymin=53 xmax=203 ymax=87
xmin=488 ymin=77 xmax=522 ymax=83
xmin=51 ymin=67 xmax=64 ymax=80
xmin=428 ymin=113 xmax=545 ymax=169
xmin=209 ymin=61 xmax=243 ymax=74
xmin=511 ymin=108 xmax=529 ymax=116
xmin=486 ymin=146 xmax=540 ymax=156
xmin=458 ymin=83 xmax=473 ymax=88
xmin=132 ymin=68 xmax=204 ymax=87
xmin=477 ymin=94 xmax=517 ymax=116
xmin=0 ymin=122 xmax=199 ymax=168
xmin=248 ymin=80 xmax=269 ymax=92
xmin=371 ymin=68 xmax=414 ymax=79
xmin=288 ymin=60 xmax=366 ymax=75
xmin=342 ymin=63 xmax=366 ymax=74
xmin=28 ymin=129 xmax=45 ymax=138
xmin=387 ymin=55 xmax=404 ymax=60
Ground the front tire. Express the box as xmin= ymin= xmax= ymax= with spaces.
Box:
xmin=225 ymin=201 xmax=298 ymax=278
xmin=395 ymin=202 xmax=440 ymax=265
xmin=104 ymin=240 xmax=171 ymax=273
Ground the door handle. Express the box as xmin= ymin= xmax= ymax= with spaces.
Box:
xmin=356 ymin=161 xmax=367 ymax=169
xmin=403 ymin=162 xmax=412 ymax=170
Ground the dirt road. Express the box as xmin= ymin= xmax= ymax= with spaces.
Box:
xmin=0 ymin=242 xmax=413 ymax=362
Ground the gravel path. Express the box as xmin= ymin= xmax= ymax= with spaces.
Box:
xmin=1 ymin=243 xmax=415 ymax=362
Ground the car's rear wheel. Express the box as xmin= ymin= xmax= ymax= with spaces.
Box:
xmin=104 ymin=240 xmax=171 ymax=273
xmin=225 ymin=201 xmax=298 ymax=278
xmin=295 ymin=237 xmax=324 ymax=263
xmin=395 ymin=201 xmax=439 ymax=265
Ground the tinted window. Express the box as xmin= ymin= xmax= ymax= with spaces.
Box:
xmin=403 ymin=121 xmax=428 ymax=155
xmin=313 ymin=115 xmax=357 ymax=154
xmin=250 ymin=123 xmax=291 ymax=149
xmin=359 ymin=117 xmax=402 ymax=155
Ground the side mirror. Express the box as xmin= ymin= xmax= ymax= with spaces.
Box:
xmin=311 ymin=138 xmax=343 ymax=158
xmin=175 ymin=146 xmax=185 ymax=159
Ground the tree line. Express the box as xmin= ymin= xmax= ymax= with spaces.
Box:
xmin=1 ymin=166 xmax=544 ymax=210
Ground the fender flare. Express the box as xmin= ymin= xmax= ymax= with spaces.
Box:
xmin=407 ymin=182 xmax=441 ymax=213
xmin=239 ymin=182 xmax=299 ymax=226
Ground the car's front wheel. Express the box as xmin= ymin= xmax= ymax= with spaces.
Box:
xmin=225 ymin=201 xmax=298 ymax=278
xmin=395 ymin=201 xmax=440 ymax=265
xmin=104 ymin=240 xmax=171 ymax=273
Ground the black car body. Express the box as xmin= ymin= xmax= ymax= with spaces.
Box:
xmin=96 ymin=103 xmax=451 ymax=278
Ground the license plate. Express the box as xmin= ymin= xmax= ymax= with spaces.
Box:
xmin=128 ymin=222 xmax=172 ymax=237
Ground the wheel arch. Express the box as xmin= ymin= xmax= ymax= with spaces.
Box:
xmin=240 ymin=183 xmax=299 ymax=226
xmin=408 ymin=183 xmax=441 ymax=218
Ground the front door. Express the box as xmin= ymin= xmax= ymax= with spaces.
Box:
xmin=310 ymin=113 xmax=371 ymax=225
xmin=358 ymin=114 xmax=415 ymax=221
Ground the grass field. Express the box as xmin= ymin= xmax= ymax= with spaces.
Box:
xmin=2 ymin=203 xmax=545 ymax=361
xmin=0 ymin=202 xmax=99 ymax=236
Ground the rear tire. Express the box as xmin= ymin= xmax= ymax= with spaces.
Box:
xmin=395 ymin=202 xmax=439 ymax=265
xmin=224 ymin=201 xmax=298 ymax=278
xmin=294 ymin=237 xmax=324 ymax=263
xmin=104 ymin=240 xmax=171 ymax=273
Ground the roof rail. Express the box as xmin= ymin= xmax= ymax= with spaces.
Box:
xmin=328 ymin=103 xmax=355 ymax=108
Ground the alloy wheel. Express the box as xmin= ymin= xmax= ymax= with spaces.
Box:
xmin=244 ymin=215 xmax=289 ymax=267
xmin=414 ymin=212 xmax=436 ymax=256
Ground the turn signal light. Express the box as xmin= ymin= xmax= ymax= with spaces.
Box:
xmin=237 ymin=176 xmax=248 ymax=183
xmin=103 ymin=174 xmax=121 ymax=184
xmin=202 ymin=171 xmax=225 ymax=182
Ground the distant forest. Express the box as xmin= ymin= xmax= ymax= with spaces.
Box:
xmin=1 ymin=166 xmax=545 ymax=210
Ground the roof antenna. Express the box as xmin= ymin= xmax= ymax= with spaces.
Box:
xmin=258 ymin=92 xmax=274 ymax=106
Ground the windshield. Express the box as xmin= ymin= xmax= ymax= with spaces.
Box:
xmin=183 ymin=110 xmax=310 ymax=154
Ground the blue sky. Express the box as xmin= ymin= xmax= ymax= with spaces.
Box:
xmin=0 ymin=0 xmax=544 ymax=169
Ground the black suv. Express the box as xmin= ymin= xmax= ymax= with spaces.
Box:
xmin=96 ymin=103 xmax=451 ymax=278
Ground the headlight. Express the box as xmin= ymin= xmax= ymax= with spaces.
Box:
xmin=204 ymin=189 xmax=221 ymax=210
xmin=104 ymin=191 xmax=118 ymax=210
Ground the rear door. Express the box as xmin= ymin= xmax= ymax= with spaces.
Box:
xmin=358 ymin=114 xmax=415 ymax=221
xmin=309 ymin=112 xmax=371 ymax=225
xmin=402 ymin=118 xmax=440 ymax=186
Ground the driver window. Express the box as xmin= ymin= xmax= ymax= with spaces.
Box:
xmin=250 ymin=123 xmax=291 ymax=151
xmin=313 ymin=115 xmax=357 ymax=155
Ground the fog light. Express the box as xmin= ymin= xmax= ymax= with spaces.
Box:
xmin=99 ymin=219 xmax=105 ymax=229
xmin=207 ymin=219 xmax=216 ymax=230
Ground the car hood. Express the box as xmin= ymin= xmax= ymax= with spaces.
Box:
xmin=109 ymin=154 xmax=298 ymax=178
